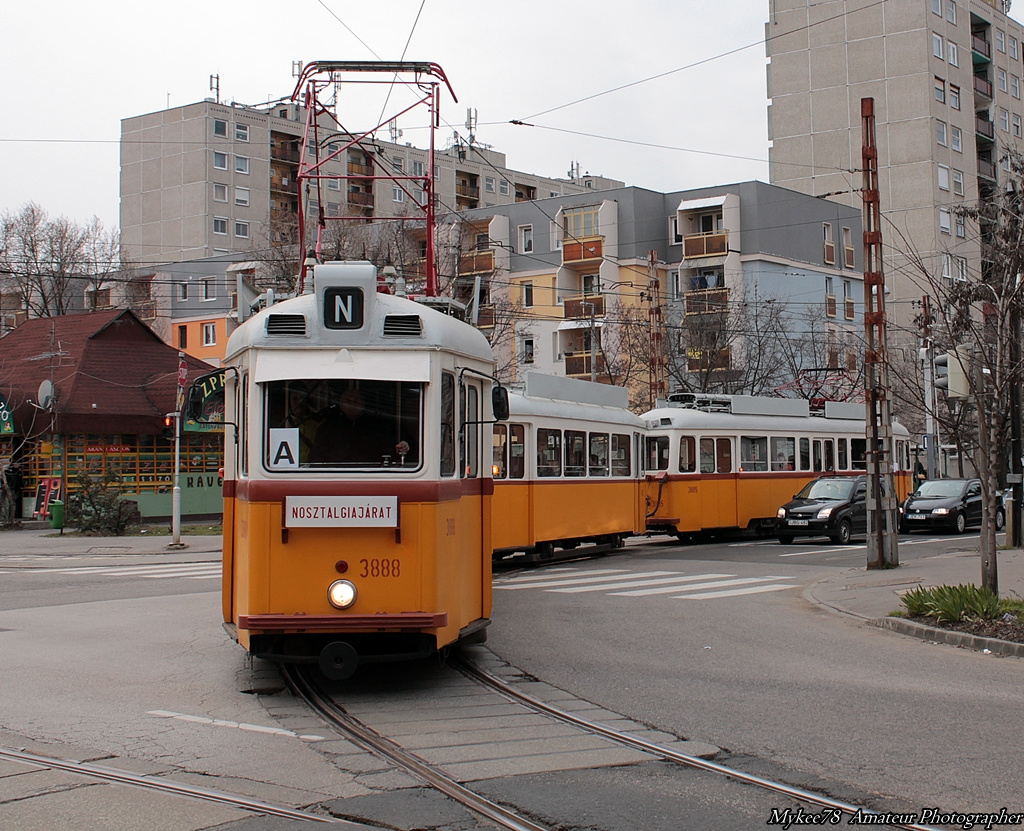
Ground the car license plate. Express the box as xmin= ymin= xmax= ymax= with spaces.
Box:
xmin=788 ymin=519 xmax=809 ymax=526
xmin=908 ymin=515 xmax=927 ymax=520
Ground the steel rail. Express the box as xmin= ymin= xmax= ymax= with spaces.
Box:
xmin=281 ymin=665 xmax=551 ymax=831
xmin=0 ymin=746 xmax=359 ymax=825
xmin=452 ymin=655 xmax=948 ymax=831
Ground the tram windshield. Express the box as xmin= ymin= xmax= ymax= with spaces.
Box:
xmin=264 ymin=379 xmax=422 ymax=470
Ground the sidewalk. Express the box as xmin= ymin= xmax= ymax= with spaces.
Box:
xmin=0 ymin=525 xmax=223 ymax=557
xmin=805 ymin=544 xmax=1024 ymax=657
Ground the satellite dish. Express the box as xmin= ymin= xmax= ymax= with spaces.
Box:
xmin=37 ymin=380 xmax=53 ymax=410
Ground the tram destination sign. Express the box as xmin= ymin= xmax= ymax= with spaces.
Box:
xmin=285 ymin=495 xmax=398 ymax=527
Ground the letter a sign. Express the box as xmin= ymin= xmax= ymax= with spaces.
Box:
xmin=323 ymin=287 xmax=364 ymax=330
xmin=269 ymin=428 xmax=300 ymax=469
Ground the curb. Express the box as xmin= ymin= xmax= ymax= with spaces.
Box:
xmin=870 ymin=616 xmax=1024 ymax=658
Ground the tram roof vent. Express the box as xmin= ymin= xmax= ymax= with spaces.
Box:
xmin=265 ymin=314 xmax=307 ymax=336
xmin=383 ymin=314 xmax=423 ymax=337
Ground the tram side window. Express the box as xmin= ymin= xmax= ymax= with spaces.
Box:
xmin=509 ymin=424 xmax=525 ymax=478
xmin=646 ymin=435 xmax=670 ymax=471
xmin=838 ymin=438 xmax=848 ymax=470
xmin=612 ymin=433 xmax=631 ymax=476
xmin=493 ymin=425 xmax=508 ymax=479
xmin=824 ymin=439 xmax=835 ymax=471
xmin=589 ymin=433 xmax=609 ymax=476
xmin=740 ymin=435 xmax=768 ymax=472
xmin=799 ymin=437 xmax=810 ymax=471
xmin=699 ymin=438 xmax=716 ymax=473
xmin=441 ymin=373 xmax=456 ymax=476
xmin=679 ymin=435 xmax=696 ymax=473
xmin=537 ymin=428 xmax=561 ymax=476
xmin=771 ymin=436 xmax=794 ymax=470
xmin=565 ymin=430 xmax=586 ymax=476
xmin=463 ymin=385 xmax=479 ymax=477
xmin=240 ymin=376 xmax=248 ymax=476
xmin=812 ymin=439 xmax=823 ymax=472
xmin=715 ymin=438 xmax=732 ymax=473
xmin=851 ymin=438 xmax=867 ymax=470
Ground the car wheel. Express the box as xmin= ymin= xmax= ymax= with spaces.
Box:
xmin=778 ymin=535 xmax=794 ymax=545
xmin=953 ymin=511 xmax=967 ymax=534
xmin=830 ymin=519 xmax=852 ymax=545
xmin=996 ymin=509 xmax=1006 ymax=532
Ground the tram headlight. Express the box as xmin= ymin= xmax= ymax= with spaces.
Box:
xmin=328 ymin=579 xmax=357 ymax=609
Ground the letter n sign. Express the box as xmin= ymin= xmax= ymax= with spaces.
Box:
xmin=323 ymin=287 xmax=364 ymax=330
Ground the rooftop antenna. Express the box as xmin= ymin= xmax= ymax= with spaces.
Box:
xmin=465 ymin=108 xmax=477 ymax=144
xmin=291 ymin=60 xmax=303 ymax=78
xmin=209 ymin=74 xmax=220 ymax=104
xmin=389 ymin=118 xmax=402 ymax=143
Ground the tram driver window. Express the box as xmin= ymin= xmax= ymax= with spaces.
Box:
xmin=646 ymin=435 xmax=670 ymax=471
xmin=537 ymin=428 xmax=561 ymax=476
xmin=678 ymin=435 xmax=696 ymax=473
xmin=740 ymin=436 xmax=768 ymax=472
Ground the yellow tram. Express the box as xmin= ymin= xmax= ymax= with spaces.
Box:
xmin=491 ymin=373 xmax=647 ymax=562
xmin=205 ymin=261 xmax=506 ymax=679
xmin=642 ymin=394 xmax=912 ymax=538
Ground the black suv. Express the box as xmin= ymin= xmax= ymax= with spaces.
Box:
xmin=776 ymin=475 xmax=869 ymax=545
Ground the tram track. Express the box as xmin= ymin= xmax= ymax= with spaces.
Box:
xmin=283 ymin=652 xmax=948 ymax=831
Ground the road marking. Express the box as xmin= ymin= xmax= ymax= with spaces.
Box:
xmin=147 ymin=710 xmax=324 ymax=741
xmin=612 ymin=575 xmax=790 ymax=597
xmin=675 ymin=584 xmax=795 ymax=599
xmin=495 ymin=569 xmax=673 ymax=590
xmin=15 ymin=562 xmax=221 ymax=579
xmin=552 ymin=573 xmax=734 ymax=594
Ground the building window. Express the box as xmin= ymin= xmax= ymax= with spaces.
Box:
xmin=177 ymin=325 xmax=187 ymax=349
xmin=213 ymin=151 xmax=228 ymax=170
xmin=235 ymin=156 xmax=249 ymax=174
xmin=213 ymin=183 xmax=228 ymax=202
xmin=392 ymin=186 xmax=405 ymax=203
xmin=955 ymin=213 xmax=966 ymax=238
xmin=391 ymin=156 xmax=404 ymax=172
xmin=327 ymin=178 xmax=340 ymax=190
xmin=999 ymin=68 xmax=1009 ymax=92
xmin=823 ymin=222 xmax=835 ymax=263
xmin=235 ymin=220 xmax=249 ymax=238
xmin=499 ymin=180 xmax=510 ymax=196
xmin=202 ymin=323 xmax=216 ymax=347
xmin=235 ymin=187 xmax=250 ymax=206
xmin=952 ymin=168 xmax=964 ymax=195
xmin=1015 ymin=114 xmax=1022 ymax=137
xmin=522 ymin=338 xmax=534 ymax=364
xmin=946 ymin=0 xmax=956 ymax=24
xmin=936 ymin=120 xmax=947 ymax=146
xmin=1000 ymin=108 xmax=1010 ymax=132
xmin=522 ymin=281 xmax=533 ymax=308
xmin=235 ymin=123 xmax=249 ymax=142
xmin=1012 ymin=36 xmax=1019 ymax=60
xmin=997 ymin=29 xmax=1006 ymax=53
xmin=213 ymin=217 xmax=228 ymax=235
xmin=933 ymin=33 xmax=944 ymax=59
xmin=213 ymin=119 xmax=227 ymax=137
xmin=484 ymin=176 xmax=495 ymax=193
xmin=939 ymin=208 xmax=951 ymax=234
xmin=519 ymin=225 xmax=534 ymax=253
xmin=563 ymin=205 xmax=600 ymax=239
xmin=179 ymin=282 xmax=189 ymax=301
xmin=951 ymin=125 xmax=963 ymax=151
xmin=944 ymin=253 xmax=967 ymax=281
xmin=842 ymin=226 xmax=854 ymax=268
xmin=938 ymin=164 xmax=950 ymax=190
xmin=947 ymin=41 xmax=958 ymax=66
xmin=670 ymin=216 xmax=682 ymax=244
xmin=934 ymin=77 xmax=945 ymax=103
xmin=931 ymin=0 xmax=941 ymax=14
xmin=949 ymin=84 xmax=960 ymax=109
xmin=203 ymin=279 xmax=216 ymax=300
xmin=583 ymin=273 xmax=601 ymax=295
xmin=412 ymin=160 xmax=424 ymax=177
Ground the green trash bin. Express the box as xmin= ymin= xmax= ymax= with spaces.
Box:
xmin=49 ymin=500 xmax=64 ymax=531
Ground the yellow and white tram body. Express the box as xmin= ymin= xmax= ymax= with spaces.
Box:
xmin=642 ymin=395 xmax=911 ymax=538
xmin=491 ymin=373 xmax=646 ymax=561
xmin=217 ymin=262 xmax=501 ymax=679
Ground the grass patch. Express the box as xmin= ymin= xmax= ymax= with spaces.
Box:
xmin=900 ymin=583 xmax=1018 ymax=622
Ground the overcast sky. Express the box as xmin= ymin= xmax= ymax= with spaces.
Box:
xmin=2 ymin=1 xmax=775 ymax=231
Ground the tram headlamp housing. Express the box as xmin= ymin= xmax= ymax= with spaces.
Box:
xmin=328 ymin=579 xmax=357 ymax=609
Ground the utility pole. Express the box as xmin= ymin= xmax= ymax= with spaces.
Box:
xmin=861 ymin=98 xmax=899 ymax=569
xmin=921 ymin=295 xmax=940 ymax=479
xmin=647 ymin=250 xmax=667 ymax=409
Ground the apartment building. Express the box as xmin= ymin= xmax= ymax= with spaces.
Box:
xmin=451 ymin=182 xmax=865 ymax=407
xmin=119 ymin=99 xmax=622 ymax=266
xmin=767 ymin=0 xmax=1023 ymax=339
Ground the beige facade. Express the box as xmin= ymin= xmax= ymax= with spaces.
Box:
xmin=767 ymin=0 xmax=1024 ymax=339
xmin=120 ymin=100 xmax=622 ymax=266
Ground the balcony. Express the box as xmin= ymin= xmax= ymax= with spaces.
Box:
xmin=347 ymin=190 xmax=375 ymax=207
xmin=476 ymin=305 xmax=495 ymax=328
xmin=271 ymin=179 xmax=298 ymax=195
xmin=564 ymin=294 xmax=605 ymax=319
xmin=972 ymin=33 xmax=991 ymax=61
xmin=562 ymin=236 xmax=603 ymax=264
xmin=978 ymin=158 xmax=997 ymax=180
xmin=976 ymin=114 xmax=995 ymax=141
xmin=347 ymin=161 xmax=374 ymax=177
xmin=456 ymin=183 xmax=480 ymax=200
xmin=974 ymin=74 xmax=993 ymax=100
xmin=686 ymin=347 xmax=731 ymax=373
xmin=565 ymin=351 xmax=608 ymax=379
xmin=682 ymin=231 xmax=728 ymax=259
xmin=684 ymin=288 xmax=729 ymax=316
xmin=458 ymin=249 xmax=494 ymax=275
xmin=271 ymin=146 xmax=300 ymax=163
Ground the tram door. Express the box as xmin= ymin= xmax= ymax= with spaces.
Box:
xmin=699 ymin=436 xmax=737 ymax=529
xmin=456 ymin=378 xmax=487 ymax=618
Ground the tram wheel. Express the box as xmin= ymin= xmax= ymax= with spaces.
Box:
xmin=318 ymin=641 xmax=359 ymax=680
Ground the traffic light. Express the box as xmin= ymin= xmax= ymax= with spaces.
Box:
xmin=935 ymin=346 xmax=970 ymax=400
xmin=162 ymin=414 xmax=175 ymax=440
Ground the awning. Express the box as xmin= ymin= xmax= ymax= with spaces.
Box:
xmin=680 ymin=256 xmax=727 ymax=268
xmin=226 ymin=261 xmax=261 ymax=272
xmin=254 ymin=349 xmax=432 ymax=382
xmin=676 ymin=195 xmax=729 ymax=212
xmin=556 ymin=320 xmax=605 ymax=331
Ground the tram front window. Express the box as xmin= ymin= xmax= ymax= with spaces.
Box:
xmin=265 ymin=379 xmax=422 ymax=470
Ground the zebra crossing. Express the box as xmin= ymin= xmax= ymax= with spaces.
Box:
xmin=1 ymin=561 xmax=221 ymax=580
xmin=493 ymin=566 xmax=797 ymax=600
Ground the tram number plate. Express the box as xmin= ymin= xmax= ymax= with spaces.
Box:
xmin=359 ymin=558 xmax=401 ymax=578
xmin=787 ymin=519 xmax=809 ymax=526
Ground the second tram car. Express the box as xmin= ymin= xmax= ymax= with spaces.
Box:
xmin=491 ymin=373 xmax=647 ymax=562
xmin=642 ymin=393 xmax=911 ymax=539
xmin=206 ymin=261 xmax=507 ymax=679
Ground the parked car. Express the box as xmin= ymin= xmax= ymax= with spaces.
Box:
xmin=899 ymin=478 xmax=1004 ymax=534
xmin=776 ymin=475 xmax=870 ymax=545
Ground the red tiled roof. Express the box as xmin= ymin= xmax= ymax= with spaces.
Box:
xmin=0 ymin=310 xmax=215 ymax=436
